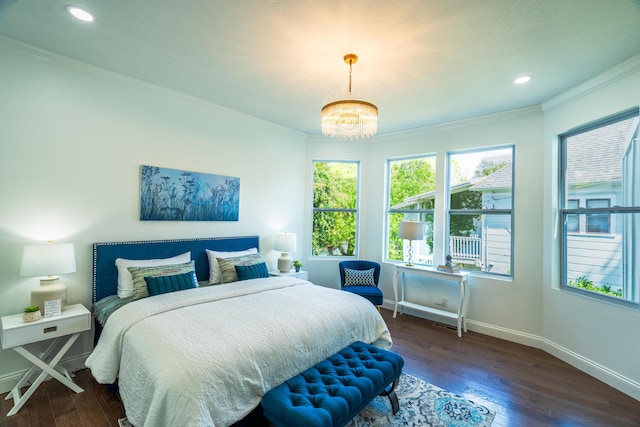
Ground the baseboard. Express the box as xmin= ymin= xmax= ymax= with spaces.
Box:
xmin=0 ymin=351 xmax=91 ymax=395
xmin=381 ymin=300 xmax=640 ymax=401
xmin=541 ymin=339 xmax=640 ymax=401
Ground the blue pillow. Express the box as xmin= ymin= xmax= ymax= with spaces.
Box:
xmin=144 ymin=272 xmax=197 ymax=296
xmin=235 ymin=262 xmax=270 ymax=281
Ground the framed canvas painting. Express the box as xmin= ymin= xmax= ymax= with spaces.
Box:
xmin=140 ymin=165 xmax=240 ymax=221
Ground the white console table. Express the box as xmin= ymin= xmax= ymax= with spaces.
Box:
xmin=393 ymin=264 xmax=469 ymax=337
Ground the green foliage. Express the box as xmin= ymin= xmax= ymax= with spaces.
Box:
xmin=24 ymin=305 xmax=39 ymax=313
xmin=293 ymin=260 xmax=302 ymax=268
xmin=474 ymin=159 xmax=509 ymax=178
xmin=568 ymin=276 xmax=622 ymax=298
xmin=312 ymin=162 xmax=358 ymax=256
xmin=449 ymin=159 xmax=509 ymax=238
xmin=387 ymin=158 xmax=436 ymax=261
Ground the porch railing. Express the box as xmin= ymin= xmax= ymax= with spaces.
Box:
xmin=449 ymin=235 xmax=481 ymax=261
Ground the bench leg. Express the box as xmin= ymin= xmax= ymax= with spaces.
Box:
xmin=380 ymin=376 xmax=401 ymax=415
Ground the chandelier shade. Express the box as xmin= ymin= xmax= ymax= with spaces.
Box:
xmin=321 ymin=54 xmax=378 ymax=140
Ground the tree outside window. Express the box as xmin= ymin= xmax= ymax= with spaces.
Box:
xmin=312 ymin=161 xmax=359 ymax=257
xmin=386 ymin=156 xmax=436 ymax=264
xmin=447 ymin=147 xmax=514 ymax=276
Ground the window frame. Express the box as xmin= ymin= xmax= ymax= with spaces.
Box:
xmin=558 ymin=107 xmax=640 ymax=307
xmin=585 ymin=198 xmax=611 ymax=234
xmin=311 ymin=159 xmax=361 ymax=259
xmin=446 ymin=145 xmax=515 ymax=278
xmin=384 ymin=154 xmax=437 ymax=266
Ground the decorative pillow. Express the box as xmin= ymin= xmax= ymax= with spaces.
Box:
xmin=217 ymin=253 xmax=266 ymax=284
xmin=344 ymin=268 xmax=376 ymax=287
xmin=127 ymin=261 xmax=196 ymax=300
xmin=235 ymin=262 xmax=270 ymax=281
xmin=115 ymin=252 xmax=191 ymax=298
xmin=206 ymin=248 xmax=258 ymax=284
xmin=144 ymin=272 xmax=197 ymax=297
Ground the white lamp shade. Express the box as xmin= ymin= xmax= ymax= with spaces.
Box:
xmin=398 ymin=221 xmax=424 ymax=241
xmin=274 ymin=233 xmax=297 ymax=253
xmin=19 ymin=243 xmax=76 ymax=277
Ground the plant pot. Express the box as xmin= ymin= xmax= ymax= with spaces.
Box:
xmin=295 ymin=267 xmax=301 ymax=272
xmin=23 ymin=311 xmax=41 ymax=322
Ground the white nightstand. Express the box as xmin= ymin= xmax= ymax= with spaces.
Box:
xmin=1 ymin=303 xmax=91 ymax=416
xmin=270 ymin=270 xmax=309 ymax=280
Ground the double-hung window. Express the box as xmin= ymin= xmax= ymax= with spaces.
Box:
xmin=559 ymin=108 xmax=640 ymax=305
xmin=385 ymin=155 xmax=436 ymax=265
xmin=447 ymin=146 xmax=515 ymax=276
xmin=312 ymin=161 xmax=359 ymax=257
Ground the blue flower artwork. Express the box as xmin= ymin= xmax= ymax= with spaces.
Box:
xmin=140 ymin=165 xmax=240 ymax=221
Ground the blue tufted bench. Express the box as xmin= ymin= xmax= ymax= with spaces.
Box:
xmin=261 ymin=341 xmax=404 ymax=427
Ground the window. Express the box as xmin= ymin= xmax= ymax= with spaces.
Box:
xmin=447 ymin=146 xmax=514 ymax=276
xmin=585 ymin=198 xmax=610 ymax=233
xmin=385 ymin=155 xmax=436 ymax=265
xmin=567 ymin=199 xmax=579 ymax=232
xmin=559 ymin=108 xmax=640 ymax=305
xmin=312 ymin=161 xmax=359 ymax=257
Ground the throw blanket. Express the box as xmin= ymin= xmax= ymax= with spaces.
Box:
xmin=86 ymin=276 xmax=392 ymax=427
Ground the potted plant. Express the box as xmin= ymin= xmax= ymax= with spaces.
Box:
xmin=293 ymin=260 xmax=302 ymax=272
xmin=23 ymin=305 xmax=41 ymax=322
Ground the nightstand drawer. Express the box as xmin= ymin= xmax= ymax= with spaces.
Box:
xmin=1 ymin=304 xmax=91 ymax=349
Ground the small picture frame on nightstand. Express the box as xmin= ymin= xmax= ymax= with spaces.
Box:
xmin=44 ymin=299 xmax=62 ymax=318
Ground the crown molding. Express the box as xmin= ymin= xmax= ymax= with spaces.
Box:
xmin=542 ymin=53 xmax=640 ymax=112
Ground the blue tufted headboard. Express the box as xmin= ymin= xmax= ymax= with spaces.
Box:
xmin=92 ymin=235 xmax=260 ymax=303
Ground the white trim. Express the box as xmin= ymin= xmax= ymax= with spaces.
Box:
xmin=380 ymin=300 xmax=640 ymax=401
xmin=542 ymin=53 xmax=640 ymax=112
xmin=0 ymin=351 xmax=90 ymax=395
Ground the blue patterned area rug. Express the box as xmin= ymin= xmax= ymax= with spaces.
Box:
xmin=118 ymin=373 xmax=495 ymax=427
xmin=346 ymin=373 xmax=496 ymax=427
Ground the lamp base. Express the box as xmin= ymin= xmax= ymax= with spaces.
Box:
xmin=277 ymin=253 xmax=292 ymax=273
xmin=31 ymin=276 xmax=67 ymax=315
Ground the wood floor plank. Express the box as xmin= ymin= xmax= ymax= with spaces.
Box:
xmin=1 ymin=308 xmax=639 ymax=426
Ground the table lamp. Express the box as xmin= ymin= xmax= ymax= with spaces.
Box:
xmin=274 ymin=232 xmax=297 ymax=273
xmin=398 ymin=221 xmax=424 ymax=267
xmin=19 ymin=242 xmax=76 ymax=314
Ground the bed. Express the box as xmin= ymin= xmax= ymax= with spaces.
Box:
xmin=85 ymin=236 xmax=392 ymax=427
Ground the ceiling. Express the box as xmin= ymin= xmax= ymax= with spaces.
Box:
xmin=1 ymin=0 xmax=640 ymax=136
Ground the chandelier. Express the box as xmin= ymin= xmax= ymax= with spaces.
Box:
xmin=321 ymin=54 xmax=378 ymax=140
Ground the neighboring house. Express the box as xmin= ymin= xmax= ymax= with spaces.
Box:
xmin=394 ymin=125 xmax=636 ymax=285
xmin=563 ymin=118 xmax=638 ymax=294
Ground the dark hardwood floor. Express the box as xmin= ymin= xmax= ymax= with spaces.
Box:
xmin=2 ymin=308 xmax=639 ymax=427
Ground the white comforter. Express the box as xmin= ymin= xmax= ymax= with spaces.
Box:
xmin=85 ymin=276 xmax=392 ymax=427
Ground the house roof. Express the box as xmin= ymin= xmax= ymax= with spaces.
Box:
xmin=566 ymin=117 xmax=637 ymax=186
xmin=470 ymin=164 xmax=512 ymax=191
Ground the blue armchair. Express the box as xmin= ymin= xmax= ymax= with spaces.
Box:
xmin=338 ymin=260 xmax=384 ymax=307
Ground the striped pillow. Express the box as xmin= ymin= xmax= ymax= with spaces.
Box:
xmin=128 ymin=261 xmax=196 ymax=299
xmin=217 ymin=253 xmax=266 ymax=283
xmin=344 ymin=268 xmax=376 ymax=287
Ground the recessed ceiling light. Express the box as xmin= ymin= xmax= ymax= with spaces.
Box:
xmin=66 ymin=6 xmax=94 ymax=22
xmin=514 ymin=75 xmax=532 ymax=85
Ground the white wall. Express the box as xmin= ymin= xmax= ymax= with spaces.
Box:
xmin=542 ymin=56 xmax=640 ymax=399
xmin=305 ymin=56 xmax=640 ymax=400
xmin=0 ymin=37 xmax=307 ymax=390
xmin=306 ymin=108 xmax=545 ymax=340
xmin=1 ymin=34 xmax=638 ymax=401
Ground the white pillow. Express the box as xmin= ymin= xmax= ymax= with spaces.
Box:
xmin=206 ymin=248 xmax=258 ymax=284
xmin=115 ymin=252 xmax=191 ymax=298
